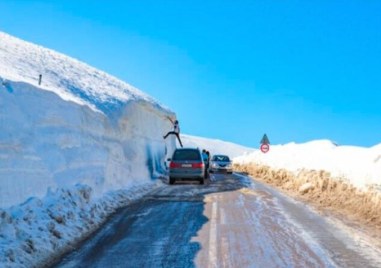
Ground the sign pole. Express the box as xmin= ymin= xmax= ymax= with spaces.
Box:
xmin=260 ymin=133 xmax=270 ymax=153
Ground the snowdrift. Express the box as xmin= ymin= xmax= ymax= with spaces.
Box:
xmin=234 ymin=140 xmax=381 ymax=232
xmin=234 ymin=140 xmax=381 ymax=189
xmin=234 ymin=164 xmax=381 ymax=228
xmin=0 ymin=183 xmax=161 ymax=267
xmin=0 ymin=32 xmax=178 ymax=266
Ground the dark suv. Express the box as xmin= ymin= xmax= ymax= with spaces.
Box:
xmin=168 ymin=148 xmax=205 ymax=185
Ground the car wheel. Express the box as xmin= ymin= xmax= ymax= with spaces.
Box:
xmin=199 ymin=178 xmax=204 ymax=185
xmin=227 ymin=171 xmax=233 ymax=174
xmin=169 ymin=177 xmax=175 ymax=185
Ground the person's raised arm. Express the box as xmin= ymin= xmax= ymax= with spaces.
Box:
xmin=167 ymin=116 xmax=174 ymax=124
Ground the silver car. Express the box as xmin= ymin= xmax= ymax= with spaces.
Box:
xmin=209 ymin=155 xmax=233 ymax=174
xmin=168 ymin=148 xmax=205 ymax=185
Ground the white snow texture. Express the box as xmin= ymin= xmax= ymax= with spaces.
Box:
xmin=234 ymin=140 xmax=381 ymax=189
xmin=0 ymin=32 xmax=178 ymax=267
xmin=0 ymin=31 xmax=176 ymax=208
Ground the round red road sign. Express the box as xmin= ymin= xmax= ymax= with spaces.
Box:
xmin=260 ymin=143 xmax=270 ymax=153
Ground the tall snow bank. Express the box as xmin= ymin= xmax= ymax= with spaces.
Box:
xmin=0 ymin=31 xmax=178 ymax=267
xmin=0 ymin=81 xmax=175 ymax=208
xmin=234 ymin=140 xmax=381 ymax=189
xmin=0 ymin=32 xmax=177 ymax=208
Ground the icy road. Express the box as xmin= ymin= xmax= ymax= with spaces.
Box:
xmin=54 ymin=174 xmax=381 ymax=268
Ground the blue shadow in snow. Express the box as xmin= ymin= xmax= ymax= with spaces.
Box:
xmin=2 ymin=81 xmax=14 ymax=93
xmin=146 ymin=143 xmax=167 ymax=180
xmin=63 ymin=82 xmax=125 ymax=115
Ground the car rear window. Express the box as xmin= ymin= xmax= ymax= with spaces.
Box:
xmin=173 ymin=149 xmax=201 ymax=161
xmin=212 ymin=155 xmax=230 ymax=162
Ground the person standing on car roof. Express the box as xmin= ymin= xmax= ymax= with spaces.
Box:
xmin=163 ymin=116 xmax=183 ymax=147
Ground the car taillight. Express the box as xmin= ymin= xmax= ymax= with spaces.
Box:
xmin=170 ymin=162 xmax=181 ymax=168
xmin=192 ymin=162 xmax=204 ymax=168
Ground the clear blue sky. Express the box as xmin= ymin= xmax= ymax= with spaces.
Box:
xmin=1 ymin=1 xmax=380 ymax=147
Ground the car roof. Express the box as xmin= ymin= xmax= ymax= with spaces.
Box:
xmin=174 ymin=147 xmax=200 ymax=151
xmin=212 ymin=154 xmax=229 ymax=157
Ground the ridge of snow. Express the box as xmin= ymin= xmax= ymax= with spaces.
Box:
xmin=0 ymin=31 xmax=169 ymax=115
xmin=235 ymin=140 xmax=381 ymax=188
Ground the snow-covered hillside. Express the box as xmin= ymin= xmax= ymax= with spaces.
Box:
xmin=182 ymin=134 xmax=254 ymax=158
xmin=235 ymin=140 xmax=381 ymax=189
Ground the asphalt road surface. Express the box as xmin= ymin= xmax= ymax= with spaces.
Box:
xmin=54 ymin=173 xmax=381 ymax=268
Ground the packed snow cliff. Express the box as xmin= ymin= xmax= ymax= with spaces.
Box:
xmin=0 ymin=31 xmax=182 ymax=267
xmin=0 ymin=32 xmax=178 ymax=209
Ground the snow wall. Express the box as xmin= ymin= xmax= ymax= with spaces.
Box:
xmin=0 ymin=79 xmax=176 ymax=208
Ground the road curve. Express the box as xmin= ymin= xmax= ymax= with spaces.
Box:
xmin=54 ymin=173 xmax=381 ymax=268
